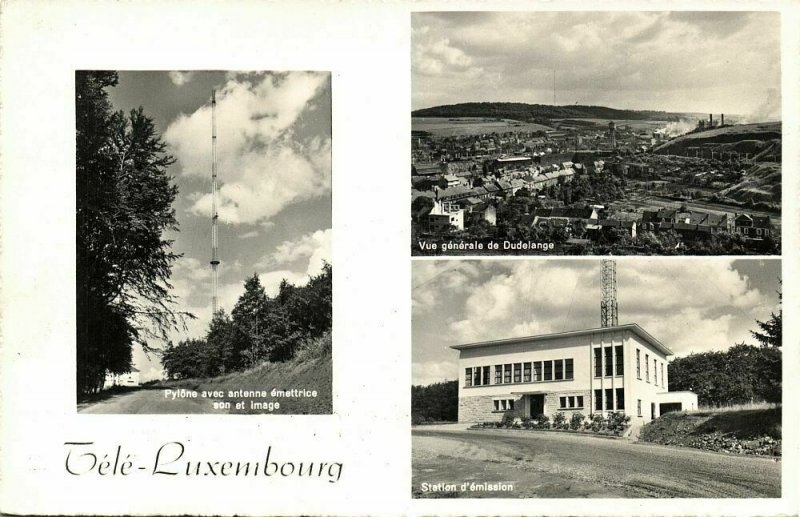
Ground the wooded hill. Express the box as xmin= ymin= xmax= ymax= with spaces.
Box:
xmin=412 ymin=102 xmax=686 ymax=122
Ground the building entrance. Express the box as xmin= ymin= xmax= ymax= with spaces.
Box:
xmin=528 ymin=394 xmax=544 ymax=417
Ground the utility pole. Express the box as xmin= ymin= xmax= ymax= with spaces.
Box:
xmin=601 ymin=259 xmax=618 ymax=328
xmin=210 ymin=90 xmax=220 ymax=315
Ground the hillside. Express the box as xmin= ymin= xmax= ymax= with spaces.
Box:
xmin=156 ymin=334 xmax=332 ymax=414
xmin=719 ymin=162 xmax=781 ymax=203
xmin=412 ymin=102 xmax=685 ymax=122
xmin=653 ymin=122 xmax=781 ymax=155
xmin=639 ymin=408 xmax=781 ymax=456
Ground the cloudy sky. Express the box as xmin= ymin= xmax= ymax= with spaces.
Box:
xmin=412 ymin=259 xmax=781 ymax=386
xmin=107 ymin=71 xmax=331 ymax=380
xmin=412 ymin=11 xmax=781 ymax=119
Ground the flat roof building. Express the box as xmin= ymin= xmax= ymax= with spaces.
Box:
xmin=451 ymin=324 xmax=695 ymax=425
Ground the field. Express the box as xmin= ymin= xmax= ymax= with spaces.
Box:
xmin=412 ymin=117 xmax=552 ymax=137
xmin=552 ymin=118 xmax=670 ymax=131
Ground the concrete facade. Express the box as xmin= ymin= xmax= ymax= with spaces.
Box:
xmin=453 ymin=324 xmax=678 ymax=425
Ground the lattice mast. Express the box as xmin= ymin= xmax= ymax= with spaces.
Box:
xmin=210 ymin=90 xmax=220 ymax=315
xmin=600 ymin=259 xmax=618 ymax=327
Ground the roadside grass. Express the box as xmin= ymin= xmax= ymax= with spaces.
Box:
xmin=155 ymin=332 xmax=332 ymax=415
xmin=639 ymin=406 xmax=781 ymax=456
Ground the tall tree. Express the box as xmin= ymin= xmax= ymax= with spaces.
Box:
xmin=231 ymin=274 xmax=269 ymax=366
xmin=751 ymin=280 xmax=782 ymax=347
xmin=76 ymin=71 xmax=187 ymax=396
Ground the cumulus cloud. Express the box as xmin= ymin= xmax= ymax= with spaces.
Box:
xmin=412 ymin=12 xmax=780 ymax=114
xmin=256 ymin=228 xmax=331 ymax=276
xmin=165 ymin=72 xmax=331 ymax=225
xmin=168 ymin=71 xmax=195 ymax=86
xmin=413 ymin=360 xmax=458 ymax=386
xmin=418 ymin=260 xmax=773 ymax=356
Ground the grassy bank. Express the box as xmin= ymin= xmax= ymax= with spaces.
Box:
xmin=155 ymin=334 xmax=332 ymax=415
xmin=639 ymin=407 xmax=781 ymax=456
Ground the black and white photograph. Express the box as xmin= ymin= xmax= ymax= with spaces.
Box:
xmin=412 ymin=258 xmax=782 ymax=498
xmin=411 ymin=11 xmax=782 ymax=256
xmin=76 ymin=71 xmax=333 ymax=414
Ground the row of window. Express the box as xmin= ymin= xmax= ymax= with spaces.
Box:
xmin=593 ymin=388 xmax=625 ymax=411
xmin=559 ymin=395 xmax=584 ymax=409
xmin=465 ymin=359 xmax=574 ymax=387
xmin=593 ymin=345 xmax=624 ymax=377
xmin=635 ymin=349 xmax=665 ymax=387
xmin=493 ymin=399 xmax=515 ymax=411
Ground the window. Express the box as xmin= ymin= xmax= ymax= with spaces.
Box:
xmin=559 ymin=395 xmax=585 ymax=409
xmin=661 ymin=363 xmax=665 ymax=388
xmin=494 ymin=400 xmax=500 ymax=411
xmin=594 ymin=389 xmax=603 ymax=411
xmin=494 ymin=399 xmax=515 ymax=411
xmin=523 ymin=362 xmax=531 ymax=382
xmin=504 ymin=364 xmax=511 ymax=384
xmin=533 ymin=361 xmax=542 ymax=382
xmin=554 ymin=359 xmax=563 ymax=380
xmin=494 ymin=365 xmax=502 ymax=384
xmin=615 ymin=345 xmax=623 ymax=376
xmin=615 ymin=388 xmax=625 ymax=410
xmin=604 ymin=347 xmax=613 ymax=376
xmin=483 ymin=366 xmax=490 ymax=386
xmin=636 ymin=349 xmax=641 ymax=379
xmin=594 ymin=348 xmax=602 ymax=377
xmin=465 ymin=368 xmax=472 ymax=387
xmin=513 ymin=363 xmax=521 ymax=383
xmin=543 ymin=361 xmax=553 ymax=381
xmin=508 ymin=399 xmax=514 ymax=410
xmin=565 ymin=358 xmax=574 ymax=380
xmin=654 ymin=359 xmax=657 ymax=385
xmin=604 ymin=388 xmax=613 ymax=410
xmin=645 ymin=353 xmax=650 ymax=382
xmin=637 ymin=399 xmax=642 ymax=417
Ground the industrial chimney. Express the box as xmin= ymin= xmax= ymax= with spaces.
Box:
xmin=709 ymin=113 xmax=713 ymax=127
xmin=721 ymin=114 xmax=724 ymax=126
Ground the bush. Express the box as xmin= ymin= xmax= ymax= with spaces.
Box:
xmin=590 ymin=413 xmax=606 ymax=432
xmin=501 ymin=413 xmax=515 ymax=428
xmin=521 ymin=416 xmax=533 ymax=429
xmin=570 ymin=412 xmax=585 ymax=430
xmin=533 ymin=413 xmax=550 ymax=429
xmin=607 ymin=411 xmax=630 ymax=433
xmin=553 ymin=412 xmax=568 ymax=429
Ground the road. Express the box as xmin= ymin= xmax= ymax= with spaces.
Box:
xmin=78 ymin=387 xmax=220 ymax=414
xmin=412 ymin=428 xmax=781 ymax=498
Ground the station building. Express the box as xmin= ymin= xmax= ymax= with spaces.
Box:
xmin=452 ymin=323 xmax=696 ymax=424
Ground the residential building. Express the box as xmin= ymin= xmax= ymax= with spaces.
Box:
xmin=452 ymin=324 xmax=696 ymax=425
xmin=427 ymin=200 xmax=464 ymax=232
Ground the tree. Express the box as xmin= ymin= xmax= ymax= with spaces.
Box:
xmin=76 ymin=71 xmax=188 ymax=396
xmin=231 ymin=274 xmax=270 ymax=367
xmin=752 ymin=280 xmax=781 ymax=347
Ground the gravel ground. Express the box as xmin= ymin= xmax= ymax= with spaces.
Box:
xmin=412 ymin=428 xmax=781 ymax=498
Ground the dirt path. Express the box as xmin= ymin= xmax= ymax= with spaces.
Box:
xmin=78 ymin=388 xmax=220 ymax=414
xmin=412 ymin=428 xmax=781 ymax=498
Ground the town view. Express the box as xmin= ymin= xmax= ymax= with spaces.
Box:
xmin=411 ymin=12 xmax=781 ymax=256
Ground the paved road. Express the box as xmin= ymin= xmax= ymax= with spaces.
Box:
xmin=78 ymin=388 xmax=220 ymax=414
xmin=412 ymin=428 xmax=781 ymax=498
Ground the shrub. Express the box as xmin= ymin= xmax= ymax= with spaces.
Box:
xmin=521 ymin=416 xmax=533 ymax=429
xmin=590 ymin=412 xmax=606 ymax=432
xmin=607 ymin=411 xmax=630 ymax=433
xmin=553 ymin=412 xmax=568 ymax=429
xmin=501 ymin=413 xmax=515 ymax=428
xmin=533 ymin=413 xmax=550 ymax=429
xmin=570 ymin=412 xmax=585 ymax=430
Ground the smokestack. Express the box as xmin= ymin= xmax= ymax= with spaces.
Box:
xmin=709 ymin=113 xmax=713 ymax=126
xmin=721 ymin=114 xmax=724 ymax=126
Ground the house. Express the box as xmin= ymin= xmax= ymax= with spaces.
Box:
xmin=104 ymin=367 xmax=140 ymax=388
xmin=427 ymin=200 xmax=464 ymax=232
xmin=438 ymin=174 xmax=462 ymax=189
xmin=451 ymin=324 xmax=696 ymax=425
xmin=733 ymin=214 xmax=772 ymax=241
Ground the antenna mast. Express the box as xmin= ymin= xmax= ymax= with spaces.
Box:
xmin=553 ymin=69 xmax=556 ymax=106
xmin=210 ymin=90 xmax=220 ymax=315
xmin=600 ymin=259 xmax=618 ymax=327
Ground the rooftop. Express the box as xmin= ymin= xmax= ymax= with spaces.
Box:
xmin=450 ymin=323 xmax=673 ymax=356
